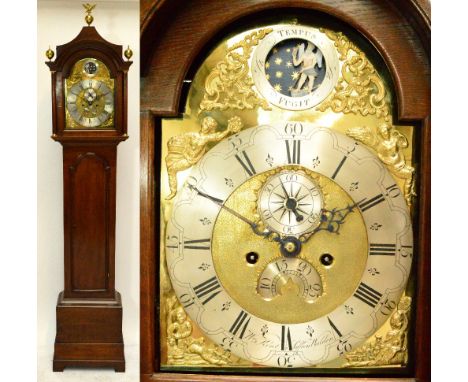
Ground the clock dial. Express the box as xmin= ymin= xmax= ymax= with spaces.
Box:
xmin=64 ymin=57 xmax=114 ymax=129
xmin=257 ymin=257 xmax=323 ymax=303
xmin=251 ymin=25 xmax=339 ymax=110
xmin=165 ymin=122 xmax=413 ymax=367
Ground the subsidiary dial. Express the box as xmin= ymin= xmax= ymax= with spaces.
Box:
xmin=258 ymin=170 xmax=323 ymax=236
xmin=257 ymin=257 xmax=323 ymax=303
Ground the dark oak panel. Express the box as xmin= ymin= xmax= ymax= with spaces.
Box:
xmin=140 ymin=111 xmax=158 ymax=375
xmin=70 ymin=153 xmax=110 ymax=292
xmin=142 ymin=374 xmax=416 ymax=382
xmin=46 ymin=22 xmax=131 ymax=372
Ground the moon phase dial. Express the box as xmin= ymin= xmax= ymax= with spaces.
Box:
xmin=167 ymin=122 xmax=413 ymax=367
xmin=257 ymin=258 xmax=323 ymax=303
xmin=65 ymin=57 xmax=114 ymax=129
xmin=258 ymin=170 xmax=323 ymax=237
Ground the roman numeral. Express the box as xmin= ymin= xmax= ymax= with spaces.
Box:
xmin=183 ymin=238 xmax=211 ymax=250
xmin=327 ymin=317 xmax=342 ymax=338
xmin=354 ymin=282 xmax=382 ymax=308
xmin=235 ymin=151 xmax=256 ymax=176
xmin=369 ymin=243 xmax=396 ymax=256
xmin=229 ymin=311 xmax=251 ymax=339
xmin=386 ymin=183 xmax=401 ymax=198
xmin=331 ymin=155 xmax=348 ymax=179
xmin=359 ymin=193 xmax=385 ymax=212
xmin=193 ymin=276 xmax=221 ymax=305
xmin=285 ymin=140 xmax=301 ymax=164
xmin=281 ymin=325 xmax=292 ymax=351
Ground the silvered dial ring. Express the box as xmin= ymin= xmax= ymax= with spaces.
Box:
xmin=66 ymin=79 xmax=113 ymax=127
xmin=166 ymin=121 xmax=413 ymax=368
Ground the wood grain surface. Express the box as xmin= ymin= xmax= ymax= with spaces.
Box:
xmin=140 ymin=1 xmax=430 ymax=381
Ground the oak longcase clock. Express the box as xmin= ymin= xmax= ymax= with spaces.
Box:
xmin=45 ymin=4 xmax=132 ymax=372
xmin=140 ymin=0 xmax=429 ymax=381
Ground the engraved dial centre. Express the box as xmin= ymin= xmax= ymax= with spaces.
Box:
xmin=258 ymin=170 xmax=323 ymax=236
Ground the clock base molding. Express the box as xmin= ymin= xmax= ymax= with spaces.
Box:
xmin=52 ymin=291 xmax=125 ymax=372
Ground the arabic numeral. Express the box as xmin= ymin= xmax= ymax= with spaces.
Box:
xmin=259 ymin=277 xmax=271 ymax=290
xmin=297 ymin=261 xmax=312 ymax=275
xmin=228 ymin=135 xmax=243 ymax=150
xmin=221 ymin=335 xmax=234 ymax=349
xmin=275 ymin=259 xmax=288 ymax=272
xmin=186 ymin=176 xmax=198 ymax=188
xmin=307 ymin=283 xmax=321 ymax=298
xmin=284 ymin=122 xmax=304 ymax=136
xmin=263 ymin=209 xmax=273 ymax=220
xmin=283 ymin=225 xmax=293 ymax=234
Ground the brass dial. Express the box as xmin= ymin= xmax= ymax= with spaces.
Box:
xmin=258 ymin=169 xmax=323 ymax=236
xmin=211 ymin=166 xmax=368 ymax=324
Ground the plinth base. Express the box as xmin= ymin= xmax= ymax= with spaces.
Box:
xmin=53 ymin=291 xmax=125 ymax=372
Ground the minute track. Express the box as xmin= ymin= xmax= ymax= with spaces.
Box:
xmin=166 ymin=121 xmax=413 ymax=367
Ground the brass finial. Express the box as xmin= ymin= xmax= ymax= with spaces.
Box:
xmin=124 ymin=46 xmax=133 ymax=60
xmin=83 ymin=3 xmax=96 ymax=26
xmin=45 ymin=46 xmax=54 ymax=61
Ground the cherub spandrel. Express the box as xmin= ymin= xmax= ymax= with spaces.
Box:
xmin=165 ymin=116 xmax=243 ymax=199
xmin=291 ymin=42 xmax=323 ymax=96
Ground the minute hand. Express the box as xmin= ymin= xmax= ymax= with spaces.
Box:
xmin=189 ymin=185 xmax=274 ymax=239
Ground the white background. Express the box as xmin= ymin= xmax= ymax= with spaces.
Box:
xmin=35 ymin=1 xmax=140 ymax=381
xmin=0 ymin=1 xmax=465 ymax=381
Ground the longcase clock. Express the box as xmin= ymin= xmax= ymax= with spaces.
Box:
xmin=140 ymin=1 xmax=429 ymax=381
xmin=45 ymin=4 xmax=132 ymax=372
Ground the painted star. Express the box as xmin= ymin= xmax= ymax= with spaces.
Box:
xmin=274 ymin=84 xmax=282 ymax=92
xmin=292 ymin=71 xmax=300 ymax=80
xmin=265 ymin=62 xmax=270 ymax=69
xmin=275 ymin=71 xmax=283 ymax=78
xmin=274 ymin=57 xmax=283 ymax=65
xmin=266 ymin=74 xmax=270 ymax=80
xmin=286 ymin=61 xmax=292 ymax=68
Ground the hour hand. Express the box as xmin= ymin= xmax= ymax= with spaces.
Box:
xmin=302 ymin=199 xmax=363 ymax=241
xmin=188 ymin=185 xmax=277 ymax=240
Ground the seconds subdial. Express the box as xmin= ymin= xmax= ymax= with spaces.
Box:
xmin=258 ymin=170 xmax=323 ymax=236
